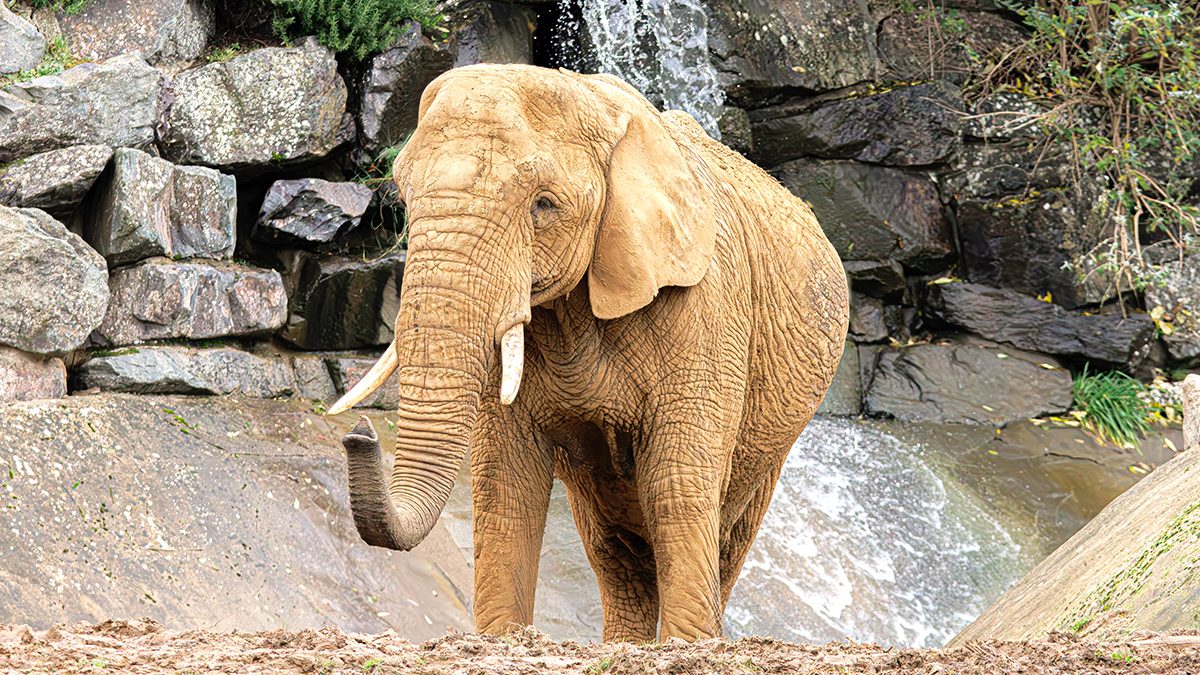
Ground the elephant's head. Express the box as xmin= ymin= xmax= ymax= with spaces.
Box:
xmin=328 ymin=65 xmax=717 ymax=550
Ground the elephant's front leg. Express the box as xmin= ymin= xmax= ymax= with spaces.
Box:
xmin=470 ymin=401 xmax=555 ymax=633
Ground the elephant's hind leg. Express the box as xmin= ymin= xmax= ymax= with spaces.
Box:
xmin=718 ymin=465 xmax=782 ymax=611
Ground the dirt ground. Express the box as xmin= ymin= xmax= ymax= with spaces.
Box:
xmin=3 ymin=620 xmax=1200 ymax=674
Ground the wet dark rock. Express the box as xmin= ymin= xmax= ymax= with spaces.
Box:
xmin=816 ymin=341 xmax=861 ymax=416
xmin=706 ymin=0 xmax=877 ymax=106
xmin=773 ymin=159 xmax=954 ymax=272
xmin=961 ymin=92 xmax=1046 ymax=141
xmin=358 ymin=21 xmax=453 ymax=162
xmin=921 ymin=281 xmax=1155 ymax=368
xmin=252 ymin=178 xmax=373 ymax=249
xmin=750 ymin=82 xmax=963 ymax=168
xmin=0 ymin=2 xmax=45 ymax=74
xmin=941 ymin=141 xmax=1073 ymax=200
xmin=957 ymin=189 xmax=1111 ymax=309
xmin=849 ymin=292 xmax=888 ymax=343
xmin=447 ymin=1 xmax=536 ymax=68
xmin=883 ymin=305 xmax=923 ymax=344
xmin=87 ymin=148 xmax=236 ymax=267
xmin=328 ymin=354 xmax=398 ymax=409
xmin=0 ymin=346 xmax=65 ymax=403
xmin=0 ymin=53 xmax=160 ymax=164
xmin=843 ymin=259 xmax=906 ymax=298
xmin=96 ymin=258 xmax=287 ymax=346
xmin=864 ymin=337 xmax=1073 ymax=425
xmin=0 ymin=207 xmax=109 ymax=355
xmin=1145 ymin=254 xmax=1200 ymax=363
xmin=281 ymin=252 xmax=406 ymax=351
xmin=158 ymin=37 xmax=350 ymax=172
xmin=0 ymin=145 xmax=113 ymax=218
xmin=717 ymin=106 xmax=752 ymax=157
xmin=60 ymin=0 xmax=215 ymax=66
xmin=292 ymin=353 xmax=337 ymax=402
xmin=878 ymin=10 xmax=1026 ymax=85
xmin=75 ymin=345 xmax=294 ymax=397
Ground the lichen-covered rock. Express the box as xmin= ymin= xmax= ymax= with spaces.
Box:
xmin=706 ymin=0 xmax=877 ymax=106
xmin=447 ymin=1 xmax=536 ymax=68
xmin=0 ymin=144 xmax=113 ymax=217
xmin=292 ymin=354 xmax=337 ymax=402
xmin=96 ymin=258 xmax=287 ymax=346
xmin=942 ymin=141 xmax=1073 ymax=200
xmin=921 ymin=281 xmax=1156 ymax=368
xmin=961 ymin=92 xmax=1046 ymax=141
xmin=0 ymin=346 xmax=65 ymax=403
xmin=0 ymin=1 xmax=45 ymax=74
xmin=0 ymin=53 xmax=159 ymax=163
xmin=328 ymin=355 xmax=398 ymax=409
xmin=0 ymin=207 xmax=109 ymax=355
xmin=86 ymin=148 xmax=236 ymax=267
xmin=281 ymin=252 xmax=406 ymax=350
xmin=773 ymin=159 xmax=953 ymax=272
xmin=60 ymin=0 xmax=215 ymax=65
xmin=76 ymin=346 xmax=294 ymax=397
xmin=815 ymin=341 xmax=860 ymax=416
xmin=359 ymin=22 xmax=453 ymax=162
xmin=158 ymin=37 xmax=351 ymax=172
xmin=879 ymin=10 xmax=1026 ymax=85
xmin=251 ymin=178 xmax=373 ymax=249
xmin=750 ymin=81 xmax=963 ymax=168
xmin=864 ymin=337 xmax=1073 ymax=425
xmin=1145 ymin=255 xmax=1200 ymax=363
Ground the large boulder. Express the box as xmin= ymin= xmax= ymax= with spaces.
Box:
xmin=0 ymin=53 xmax=160 ymax=164
xmin=0 ymin=144 xmax=113 ymax=218
xmin=921 ymin=281 xmax=1156 ymax=368
xmin=158 ymin=37 xmax=351 ymax=172
xmin=96 ymin=258 xmax=287 ymax=346
xmin=706 ymin=0 xmax=877 ymax=106
xmin=59 ymin=0 xmax=215 ymax=65
xmin=1145 ymin=254 xmax=1200 ymax=363
xmin=878 ymin=9 xmax=1026 ymax=85
xmin=447 ymin=1 xmax=536 ymax=68
xmin=251 ymin=178 xmax=373 ymax=249
xmin=75 ymin=346 xmax=294 ymax=397
xmin=281 ymin=252 xmax=406 ymax=350
xmin=358 ymin=21 xmax=453 ymax=162
xmin=750 ymin=82 xmax=963 ymax=169
xmin=773 ymin=159 xmax=954 ymax=272
xmin=864 ymin=337 xmax=1073 ymax=425
xmin=0 ymin=346 xmax=65 ymax=404
xmin=0 ymin=207 xmax=109 ymax=355
xmin=86 ymin=148 xmax=236 ymax=267
xmin=0 ymin=1 xmax=45 ymax=74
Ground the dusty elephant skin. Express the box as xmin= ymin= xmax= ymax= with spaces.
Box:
xmin=332 ymin=65 xmax=850 ymax=642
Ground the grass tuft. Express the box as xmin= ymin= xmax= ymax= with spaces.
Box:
xmin=1072 ymin=365 xmax=1152 ymax=449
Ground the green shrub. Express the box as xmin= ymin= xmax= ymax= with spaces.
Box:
xmin=29 ymin=0 xmax=92 ymax=14
xmin=1072 ymin=365 xmax=1152 ymax=448
xmin=271 ymin=0 xmax=443 ymax=61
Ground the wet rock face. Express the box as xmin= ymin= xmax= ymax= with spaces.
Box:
xmin=864 ymin=337 xmax=1073 ymax=424
xmin=158 ymin=37 xmax=351 ymax=172
xmin=76 ymin=346 xmax=294 ymax=397
xmin=87 ymin=148 xmax=236 ymax=267
xmin=0 ymin=2 xmax=45 ymax=74
xmin=774 ymin=159 xmax=954 ymax=272
xmin=0 ymin=346 xmax=65 ymax=403
xmin=60 ymin=0 xmax=215 ymax=65
xmin=1145 ymin=254 xmax=1200 ymax=363
xmin=328 ymin=355 xmax=399 ymax=409
xmin=942 ymin=142 xmax=1073 ymax=200
xmin=0 ymin=53 xmax=160 ymax=164
xmin=252 ymin=178 xmax=374 ymax=249
xmin=282 ymin=252 xmax=406 ymax=350
xmin=843 ymin=259 xmax=906 ymax=299
xmin=878 ymin=10 xmax=1026 ymax=85
xmin=849 ymin=292 xmax=888 ymax=343
xmin=0 ymin=145 xmax=113 ymax=218
xmin=359 ymin=22 xmax=453 ymax=161
xmin=706 ymin=0 xmax=877 ymax=106
xmin=96 ymin=258 xmax=287 ymax=346
xmin=447 ymin=1 xmax=536 ymax=68
xmin=921 ymin=281 xmax=1156 ymax=368
xmin=751 ymin=82 xmax=964 ymax=168
xmin=0 ymin=207 xmax=109 ymax=355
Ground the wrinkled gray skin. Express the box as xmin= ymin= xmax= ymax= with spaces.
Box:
xmin=342 ymin=64 xmax=849 ymax=642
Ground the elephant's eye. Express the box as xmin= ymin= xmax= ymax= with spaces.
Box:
xmin=532 ymin=193 xmax=558 ymax=216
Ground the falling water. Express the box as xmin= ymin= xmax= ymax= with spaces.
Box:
xmin=552 ymin=0 xmax=726 ymax=139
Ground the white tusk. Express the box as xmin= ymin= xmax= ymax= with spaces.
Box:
xmin=499 ymin=324 xmax=524 ymax=405
xmin=325 ymin=342 xmax=399 ymax=415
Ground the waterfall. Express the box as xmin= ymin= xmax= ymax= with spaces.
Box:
xmin=555 ymin=0 xmax=726 ymax=139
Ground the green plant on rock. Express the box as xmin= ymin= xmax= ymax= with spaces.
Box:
xmin=974 ymin=0 xmax=1200 ymax=292
xmin=0 ymin=36 xmax=84 ymax=88
xmin=271 ymin=0 xmax=444 ymax=61
xmin=1072 ymin=364 xmax=1152 ymax=448
xmin=29 ymin=0 xmax=92 ymax=14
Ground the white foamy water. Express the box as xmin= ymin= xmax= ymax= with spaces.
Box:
xmin=724 ymin=419 xmax=1028 ymax=648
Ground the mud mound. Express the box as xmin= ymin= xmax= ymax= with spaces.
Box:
xmin=3 ymin=621 xmax=1200 ymax=673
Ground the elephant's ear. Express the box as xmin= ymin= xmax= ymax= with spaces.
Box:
xmin=588 ymin=109 xmax=718 ymax=320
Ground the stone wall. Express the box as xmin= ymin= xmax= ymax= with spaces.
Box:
xmin=0 ymin=0 xmax=1195 ymax=424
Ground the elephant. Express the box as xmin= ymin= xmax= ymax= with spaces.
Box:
xmin=328 ymin=64 xmax=849 ymax=642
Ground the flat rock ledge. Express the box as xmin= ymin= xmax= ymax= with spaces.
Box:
xmin=75 ymin=345 xmax=294 ymax=397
